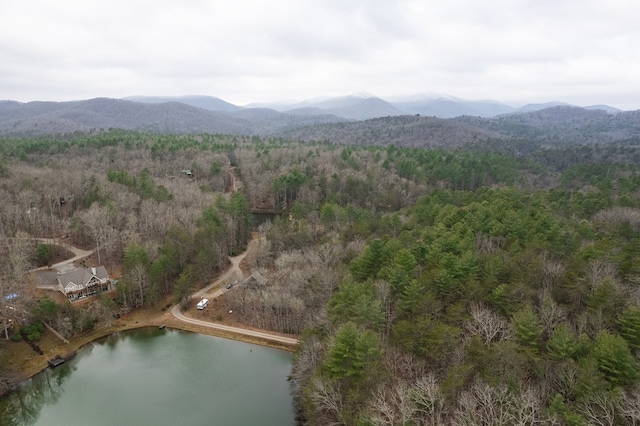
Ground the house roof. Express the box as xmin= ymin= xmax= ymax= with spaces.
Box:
xmin=34 ymin=265 xmax=110 ymax=295
xmin=247 ymin=270 xmax=268 ymax=286
xmin=61 ymin=266 xmax=107 ymax=283
xmin=35 ymin=270 xmax=59 ymax=287
xmin=57 ymin=266 xmax=109 ymax=291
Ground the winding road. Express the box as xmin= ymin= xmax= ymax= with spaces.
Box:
xmin=31 ymin=238 xmax=96 ymax=271
xmin=169 ymin=244 xmax=300 ymax=347
xmin=170 ymin=171 xmax=297 ymax=347
xmin=33 ymin=237 xmax=299 ymax=347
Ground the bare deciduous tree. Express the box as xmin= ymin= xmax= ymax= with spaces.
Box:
xmin=552 ymin=362 xmax=578 ymax=398
xmin=375 ymin=279 xmax=395 ymax=341
xmin=577 ymin=392 xmax=619 ymax=426
xmin=620 ymin=386 xmax=640 ymax=424
xmin=587 ymin=259 xmax=618 ymax=289
xmin=475 ymin=233 xmax=506 ymax=254
xmin=542 ymin=253 xmax=565 ymax=289
xmin=384 ymin=347 xmax=427 ymax=382
xmin=308 ymin=377 xmax=345 ymax=426
xmin=465 ymin=303 xmax=512 ymax=346
xmin=593 ymin=206 xmax=640 ymax=231
xmin=254 ymin=235 xmax=272 ymax=270
xmin=79 ymin=203 xmax=116 ymax=265
xmin=368 ymin=381 xmax=416 ymax=426
xmin=538 ymin=293 xmax=567 ymax=334
xmin=0 ymin=232 xmax=35 ymax=339
xmin=289 ymin=336 xmax=324 ymax=394
xmin=412 ymin=374 xmax=446 ymax=426
xmin=453 ymin=380 xmax=557 ymax=425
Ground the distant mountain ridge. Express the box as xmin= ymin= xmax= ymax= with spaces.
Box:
xmin=0 ymin=97 xmax=345 ymax=136
xmin=119 ymin=93 xmax=625 ymax=119
xmin=123 ymin=95 xmax=243 ymax=112
xmin=274 ymin=106 xmax=640 ymax=148
xmin=452 ymin=106 xmax=640 ymax=144
xmin=1 ymin=94 xmax=636 ymax=146
xmin=244 ymin=93 xmax=624 ymax=119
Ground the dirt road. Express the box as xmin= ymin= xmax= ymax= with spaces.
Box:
xmin=170 ymin=309 xmax=299 ymax=346
xmin=31 ymin=238 xmax=96 ymax=271
xmin=170 ymin=244 xmax=300 ymax=348
xmin=31 ymin=236 xmax=299 ymax=347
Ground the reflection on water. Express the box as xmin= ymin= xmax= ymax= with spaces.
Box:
xmin=0 ymin=361 xmax=76 ymax=426
xmin=0 ymin=328 xmax=294 ymax=426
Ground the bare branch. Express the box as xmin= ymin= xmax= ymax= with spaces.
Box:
xmin=465 ymin=303 xmax=512 ymax=345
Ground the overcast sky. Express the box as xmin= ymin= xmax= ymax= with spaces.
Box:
xmin=1 ymin=0 xmax=639 ymax=109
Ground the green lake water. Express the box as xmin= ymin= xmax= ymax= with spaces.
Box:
xmin=0 ymin=328 xmax=295 ymax=426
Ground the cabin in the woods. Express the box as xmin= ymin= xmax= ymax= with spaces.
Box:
xmin=36 ymin=264 xmax=111 ymax=301
xmin=57 ymin=265 xmax=110 ymax=300
xmin=244 ymin=270 xmax=268 ymax=289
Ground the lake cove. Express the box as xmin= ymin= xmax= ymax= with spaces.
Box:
xmin=0 ymin=328 xmax=295 ymax=426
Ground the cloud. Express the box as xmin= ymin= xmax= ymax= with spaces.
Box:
xmin=1 ymin=0 xmax=639 ymax=109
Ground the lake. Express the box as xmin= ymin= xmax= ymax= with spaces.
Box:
xmin=0 ymin=328 xmax=295 ymax=426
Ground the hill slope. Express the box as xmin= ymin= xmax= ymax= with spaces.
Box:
xmin=0 ymin=98 xmax=346 ymax=136
xmin=1 ymin=98 xmax=637 ymax=145
xmin=123 ymin=95 xmax=243 ymax=112
xmin=453 ymin=106 xmax=640 ymax=144
xmin=393 ymin=96 xmax=516 ymax=118
xmin=275 ymin=115 xmax=506 ymax=149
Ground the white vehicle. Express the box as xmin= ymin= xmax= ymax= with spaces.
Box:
xmin=196 ymin=298 xmax=209 ymax=310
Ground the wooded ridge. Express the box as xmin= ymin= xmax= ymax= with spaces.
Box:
xmin=2 ymin=98 xmax=638 ymax=148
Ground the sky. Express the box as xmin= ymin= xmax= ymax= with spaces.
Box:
xmin=1 ymin=0 xmax=639 ymax=110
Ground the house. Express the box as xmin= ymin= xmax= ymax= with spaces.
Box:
xmin=244 ymin=270 xmax=268 ymax=289
xmin=54 ymin=265 xmax=111 ymax=301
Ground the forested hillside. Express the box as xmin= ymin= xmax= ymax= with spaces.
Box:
xmin=2 ymin=129 xmax=640 ymax=424
xmin=3 ymin=98 xmax=639 ymax=148
xmin=275 ymin=115 xmax=507 ymax=149
xmin=454 ymin=107 xmax=640 ymax=145
xmin=276 ymin=108 xmax=640 ymax=148
xmin=0 ymin=98 xmax=346 ymax=136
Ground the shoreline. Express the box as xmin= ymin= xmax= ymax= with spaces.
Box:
xmin=0 ymin=306 xmax=297 ymax=397
xmin=2 ymin=234 xmax=298 ymax=397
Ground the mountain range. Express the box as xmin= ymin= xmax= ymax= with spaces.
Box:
xmin=127 ymin=93 xmax=624 ymax=119
xmin=1 ymin=94 xmax=637 ymax=148
xmin=0 ymin=98 xmax=344 ymax=137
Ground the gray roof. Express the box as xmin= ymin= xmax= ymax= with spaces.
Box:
xmin=35 ymin=265 xmax=109 ymax=294
xmin=36 ymin=270 xmax=59 ymax=287
xmin=58 ymin=266 xmax=108 ymax=287
xmin=248 ymin=270 xmax=268 ymax=286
